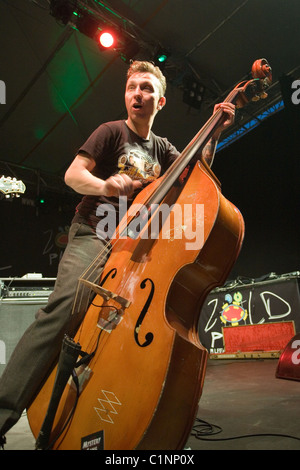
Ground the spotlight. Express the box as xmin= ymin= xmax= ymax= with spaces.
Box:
xmin=97 ymin=29 xmax=140 ymax=61
xmin=157 ymin=52 xmax=168 ymax=64
xmin=49 ymin=1 xmax=140 ymax=61
xmin=157 ymin=54 xmax=168 ymax=64
xmin=183 ymin=77 xmax=205 ymax=110
xmin=75 ymin=13 xmax=99 ymax=39
xmin=98 ymin=30 xmax=116 ymax=49
xmin=153 ymin=47 xmax=170 ymax=69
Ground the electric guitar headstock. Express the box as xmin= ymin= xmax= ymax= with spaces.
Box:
xmin=0 ymin=175 xmax=26 ymax=198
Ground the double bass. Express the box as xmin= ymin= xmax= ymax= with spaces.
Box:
xmin=27 ymin=59 xmax=272 ymax=450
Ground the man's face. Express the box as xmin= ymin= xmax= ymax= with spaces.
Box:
xmin=125 ymin=72 xmax=165 ymax=124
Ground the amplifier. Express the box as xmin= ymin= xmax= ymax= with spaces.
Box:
xmin=0 ymin=298 xmax=49 ymax=376
xmin=4 ymin=286 xmax=53 ymax=298
xmin=0 ymin=275 xmax=56 ymax=299
xmin=0 ymin=275 xmax=56 ymax=376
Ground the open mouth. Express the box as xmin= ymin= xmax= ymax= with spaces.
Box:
xmin=133 ymin=103 xmax=142 ymax=109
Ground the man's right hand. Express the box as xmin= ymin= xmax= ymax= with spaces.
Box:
xmin=102 ymin=173 xmax=142 ymax=197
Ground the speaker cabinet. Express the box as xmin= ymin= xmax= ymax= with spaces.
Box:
xmin=0 ymin=299 xmax=47 ymax=376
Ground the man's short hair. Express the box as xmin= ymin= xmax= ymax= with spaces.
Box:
xmin=127 ymin=61 xmax=167 ymax=97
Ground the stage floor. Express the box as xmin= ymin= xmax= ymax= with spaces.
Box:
xmin=3 ymin=358 xmax=300 ymax=451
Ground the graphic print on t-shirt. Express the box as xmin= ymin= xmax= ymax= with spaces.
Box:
xmin=118 ymin=143 xmax=161 ymax=183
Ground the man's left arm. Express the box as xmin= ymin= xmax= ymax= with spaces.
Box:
xmin=201 ymin=102 xmax=236 ymax=167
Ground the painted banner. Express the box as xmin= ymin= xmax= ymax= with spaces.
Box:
xmin=198 ymin=274 xmax=300 ymax=354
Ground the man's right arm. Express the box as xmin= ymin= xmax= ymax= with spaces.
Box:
xmin=64 ymin=153 xmax=141 ymax=197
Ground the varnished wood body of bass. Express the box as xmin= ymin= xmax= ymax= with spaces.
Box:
xmin=27 ymin=159 xmax=244 ymax=450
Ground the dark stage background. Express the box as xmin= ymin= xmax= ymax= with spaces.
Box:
xmin=213 ymin=103 xmax=299 ymax=280
xmin=1 ymin=106 xmax=299 ymax=280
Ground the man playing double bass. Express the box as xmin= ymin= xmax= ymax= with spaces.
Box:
xmin=0 ymin=60 xmax=235 ymax=448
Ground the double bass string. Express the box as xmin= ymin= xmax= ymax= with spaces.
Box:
xmin=64 ymin=65 xmax=266 ymax=346
xmin=69 ymin=87 xmax=242 ymax=337
xmin=69 ymin=88 xmax=239 ymax=330
xmin=67 ymin=76 xmax=264 ymax=357
xmin=68 ymin=102 xmax=230 ymax=325
xmin=69 ymin=241 xmax=112 ymax=322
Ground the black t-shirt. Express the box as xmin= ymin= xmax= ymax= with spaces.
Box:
xmin=72 ymin=120 xmax=180 ymax=233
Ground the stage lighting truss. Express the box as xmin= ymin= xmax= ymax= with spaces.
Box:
xmin=49 ymin=0 xmax=154 ymax=63
xmin=49 ymin=1 xmax=219 ymax=115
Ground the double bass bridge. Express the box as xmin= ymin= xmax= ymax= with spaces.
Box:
xmin=79 ymin=278 xmax=131 ymax=333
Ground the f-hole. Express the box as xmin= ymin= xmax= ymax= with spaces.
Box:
xmin=134 ymin=278 xmax=155 ymax=348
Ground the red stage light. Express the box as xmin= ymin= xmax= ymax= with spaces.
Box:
xmin=98 ymin=31 xmax=115 ymax=48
